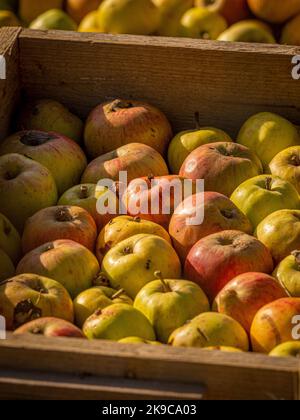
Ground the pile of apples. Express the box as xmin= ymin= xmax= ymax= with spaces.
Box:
xmin=1 ymin=96 xmax=300 ymax=359
xmin=1 ymin=0 xmax=300 ymax=46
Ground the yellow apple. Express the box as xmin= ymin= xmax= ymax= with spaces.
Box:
xmin=180 ymin=7 xmax=228 ymax=39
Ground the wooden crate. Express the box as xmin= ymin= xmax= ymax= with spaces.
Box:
xmin=0 ymin=27 xmax=300 ymax=400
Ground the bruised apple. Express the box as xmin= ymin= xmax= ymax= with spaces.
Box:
xmin=22 ymin=206 xmax=97 ymax=254
xmin=66 ymin=0 xmax=102 ymax=24
xmin=83 ymin=303 xmax=156 ymax=341
xmin=213 ymin=273 xmax=288 ymax=333
xmin=81 ymin=143 xmax=169 ymax=185
xmin=250 ymin=298 xmax=300 ymax=354
xmin=180 ymin=142 xmax=262 ymax=197
xmin=16 ymin=240 xmax=100 ymax=299
xmin=169 ymin=312 xmax=249 ymax=351
xmin=247 ymin=0 xmax=300 ymax=24
xmin=0 ymin=213 xmax=21 ymax=265
xmin=185 ymin=230 xmax=273 ymax=302
xmin=102 ymin=234 xmax=181 ymax=298
xmin=0 ymin=130 xmax=87 ymax=195
xmin=169 ymin=192 xmax=252 ymax=262
xmin=18 ymin=99 xmax=83 ymax=144
xmin=96 ymin=215 xmax=171 ymax=264
xmin=0 ymin=153 xmax=57 ymax=232
xmin=0 ymin=273 xmax=73 ymax=330
xmin=273 ymin=251 xmax=300 ymax=298
xmin=0 ymin=249 xmax=15 ymax=282
xmin=84 ymin=99 xmax=172 ymax=158
xmin=74 ymin=286 xmax=132 ymax=328
xmin=14 ymin=317 xmax=84 ymax=338
xmin=195 ymin=0 xmax=250 ymax=25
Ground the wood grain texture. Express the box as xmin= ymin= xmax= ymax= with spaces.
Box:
xmin=0 ymin=334 xmax=299 ymax=400
xmin=0 ymin=28 xmax=21 ymax=141
xmin=18 ymin=29 xmax=300 ymax=138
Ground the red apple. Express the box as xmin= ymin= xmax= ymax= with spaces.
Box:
xmin=0 ymin=130 xmax=87 ymax=195
xmin=22 ymin=205 xmax=98 ymax=254
xmin=81 ymin=143 xmax=169 ymax=185
xmin=0 ymin=273 xmax=74 ymax=330
xmin=14 ymin=317 xmax=84 ymax=338
xmin=213 ymin=272 xmax=288 ymax=333
xmin=169 ymin=192 xmax=252 ymax=262
xmin=84 ymin=99 xmax=173 ymax=158
xmin=185 ymin=230 xmax=274 ymax=302
xmin=16 ymin=239 xmax=100 ymax=299
xmin=180 ymin=142 xmax=263 ymax=197
xmin=195 ymin=0 xmax=250 ymax=25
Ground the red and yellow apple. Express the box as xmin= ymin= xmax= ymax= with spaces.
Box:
xmin=0 ymin=273 xmax=74 ymax=330
xmin=180 ymin=142 xmax=263 ymax=197
xmin=269 ymin=146 xmax=300 ymax=194
xmin=185 ymin=230 xmax=273 ymax=302
xmin=273 ymin=251 xmax=300 ymax=298
xmin=195 ymin=0 xmax=250 ymax=25
xmin=213 ymin=272 xmax=288 ymax=333
xmin=16 ymin=239 xmax=100 ymax=299
xmin=14 ymin=317 xmax=84 ymax=338
xmin=247 ymin=0 xmax=300 ymax=24
xmin=0 ymin=212 xmax=21 ymax=265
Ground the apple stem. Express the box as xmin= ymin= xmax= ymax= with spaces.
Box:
xmin=194 ymin=111 xmax=201 ymax=129
xmin=133 ymin=216 xmax=141 ymax=223
xmin=112 ymin=289 xmax=126 ymax=300
xmin=109 ymin=99 xmax=133 ymax=112
xmin=265 ymin=177 xmax=273 ymax=191
xmin=56 ymin=207 xmax=73 ymax=222
xmin=93 ymin=273 xmax=110 ymax=287
xmin=292 ymin=250 xmax=300 ymax=267
xmin=154 ymin=271 xmax=171 ymax=293
xmin=79 ymin=185 xmax=89 ymax=199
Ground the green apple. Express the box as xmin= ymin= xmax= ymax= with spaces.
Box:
xmin=217 ymin=20 xmax=275 ymax=43
xmin=168 ymin=124 xmax=232 ymax=174
xmin=231 ymin=175 xmax=300 ymax=229
xmin=269 ymin=146 xmax=300 ymax=194
xmin=134 ymin=271 xmax=210 ymax=343
xmin=118 ymin=336 xmax=161 ymax=345
xmin=74 ymin=286 xmax=133 ymax=328
xmin=273 ymin=251 xmax=300 ymax=297
xmin=30 ymin=9 xmax=78 ymax=30
xmin=83 ymin=303 xmax=156 ymax=341
xmin=168 ymin=312 xmax=249 ymax=351
xmin=180 ymin=7 xmax=228 ymax=39
xmin=256 ymin=209 xmax=300 ymax=264
xmin=269 ymin=342 xmax=300 ymax=358
xmin=0 ymin=213 xmax=21 ymax=265
xmin=0 ymin=248 xmax=15 ymax=282
xmin=101 ymin=234 xmax=182 ymax=298
xmin=237 ymin=112 xmax=299 ymax=169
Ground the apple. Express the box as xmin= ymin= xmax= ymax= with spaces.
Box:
xmin=0 ymin=213 xmax=21 ymax=265
xmin=16 ymin=239 xmax=100 ymax=299
xmin=83 ymin=303 xmax=156 ymax=341
xmin=269 ymin=342 xmax=300 ymax=358
xmin=29 ymin=9 xmax=78 ymax=31
xmin=256 ymin=209 xmax=300 ymax=264
xmin=78 ymin=10 xmax=100 ymax=32
xmin=123 ymin=175 xmax=195 ymax=229
xmin=22 ymin=205 xmax=98 ymax=254
xmin=168 ymin=312 xmax=249 ymax=351
xmin=180 ymin=7 xmax=228 ymax=40
xmin=217 ymin=20 xmax=276 ymax=43
xmin=247 ymin=0 xmax=300 ymax=24
xmin=205 ymin=346 xmax=243 ymax=352
xmin=66 ymin=0 xmax=102 ymax=24
xmin=237 ymin=112 xmax=299 ymax=169
xmin=96 ymin=215 xmax=171 ymax=264
xmin=281 ymin=14 xmax=300 ymax=46
xmin=14 ymin=317 xmax=84 ymax=338
xmin=58 ymin=184 xmax=116 ymax=231
xmin=169 ymin=192 xmax=252 ymax=263
xmin=250 ymin=298 xmax=300 ymax=354
xmin=269 ymin=146 xmax=300 ymax=193
xmin=168 ymin=122 xmax=232 ymax=174
xmin=19 ymin=0 xmax=63 ymax=24
xmin=185 ymin=230 xmax=273 ymax=302
xmin=102 ymin=233 xmax=181 ymax=298
xmin=231 ymin=175 xmax=300 ymax=229
xmin=74 ymin=286 xmax=133 ymax=328
xmin=0 ymin=10 xmax=20 ymax=26
xmin=97 ymin=0 xmax=160 ymax=35
xmin=273 ymin=251 xmax=300 ymax=298
xmin=0 ymin=249 xmax=15 ymax=282
xmin=213 ymin=272 xmax=288 ymax=333
xmin=0 ymin=130 xmax=87 ymax=195
xmin=179 ymin=142 xmax=263 ymax=197
xmin=0 ymin=273 xmax=74 ymax=330
xmin=81 ymin=143 xmax=169 ymax=185
xmin=0 ymin=153 xmax=58 ymax=233
xmin=134 ymin=271 xmax=210 ymax=343
xmin=195 ymin=0 xmax=250 ymax=25
xmin=17 ymin=99 xmax=83 ymax=144
xmin=153 ymin=0 xmax=194 ymax=37
xmin=84 ymin=99 xmax=173 ymax=158
xmin=118 ymin=336 xmax=161 ymax=345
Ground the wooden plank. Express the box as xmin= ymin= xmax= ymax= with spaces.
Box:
xmin=0 ymin=334 xmax=299 ymax=400
xmin=0 ymin=27 xmax=21 ymax=141
xmin=18 ymin=29 xmax=300 ymax=138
